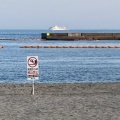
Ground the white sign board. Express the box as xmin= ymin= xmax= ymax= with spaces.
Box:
xmin=27 ymin=56 xmax=39 ymax=80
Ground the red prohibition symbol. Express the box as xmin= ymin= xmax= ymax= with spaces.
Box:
xmin=28 ymin=57 xmax=38 ymax=67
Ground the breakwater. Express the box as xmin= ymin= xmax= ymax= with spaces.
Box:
xmin=0 ymin=38 xmax=41 ymax=40
xmin=1 ymin=45 xmax=120 ymax=48
xmin=20 ymin=46 xmax=120 ymax=48
xmin=41 ymin=33 xmax=120 ymax=40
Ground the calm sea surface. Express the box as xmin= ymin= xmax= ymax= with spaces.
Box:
xmin=0 ymin=29 xmax=120 ymax=83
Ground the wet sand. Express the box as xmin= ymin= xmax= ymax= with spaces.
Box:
xmin=0 ymin=82 xmax=120 ymax=120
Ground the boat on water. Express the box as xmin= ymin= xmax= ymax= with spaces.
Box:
xmin=49 ymin=25 xmax=69 ymax=30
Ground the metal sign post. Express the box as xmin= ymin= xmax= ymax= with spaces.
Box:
xmin=32 ymin=80 xmax=35 ymax=95
xmin=27 ymin=56 xmax=39 ymax=95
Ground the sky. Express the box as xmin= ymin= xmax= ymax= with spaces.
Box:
xmin=0 ymin=0 xmax=120 ymax=29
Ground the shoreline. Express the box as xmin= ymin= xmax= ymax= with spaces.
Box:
xmin=0 ymin=82 xmax=120 ymax=95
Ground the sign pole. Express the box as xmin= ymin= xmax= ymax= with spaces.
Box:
xmin=32 ymin=80 xmax=35 ymax=95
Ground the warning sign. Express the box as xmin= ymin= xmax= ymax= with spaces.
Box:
xmin=27 ymin=56 xmax=39 ymax=80
xmin=28 ymin=57 xmax=38 ymax=67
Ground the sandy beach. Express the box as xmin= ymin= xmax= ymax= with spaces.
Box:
xmin=0 ymin=82 xmax=120 ymax=120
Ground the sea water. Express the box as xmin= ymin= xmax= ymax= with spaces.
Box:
xmin=0 ymin=30 xmax=120 ymax=83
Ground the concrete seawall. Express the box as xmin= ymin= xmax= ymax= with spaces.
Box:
xmin=41 ymin=33 xmax=120 ymax=40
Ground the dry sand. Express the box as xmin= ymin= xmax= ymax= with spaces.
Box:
xmin=0 ymin=82 xmax=120 ymax=120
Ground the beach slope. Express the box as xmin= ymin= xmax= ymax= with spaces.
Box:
xmin=0 ymin=82 xmax=120 ymax=120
